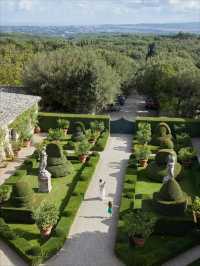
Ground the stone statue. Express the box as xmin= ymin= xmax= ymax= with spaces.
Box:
xmin=38 ymin=147 xmax=52 ymax=192
xmin=39 ymin=147 xmax=47 ymax=171
xmin=163 ymin=154 xmax=176 ymax=183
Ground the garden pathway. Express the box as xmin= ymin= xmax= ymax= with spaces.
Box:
xmin=45 ymin=134 xmax=132 ymax=266
xmin=0 ymin=133 xmax=46 ymax=266
xmin=162 ymin=245 xmax=200 ymax=266
xmin=0 ymin=133 xmax=46 ymax=185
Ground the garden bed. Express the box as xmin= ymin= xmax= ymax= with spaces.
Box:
xmin=115 ymin=119 xmax=200 ymax=266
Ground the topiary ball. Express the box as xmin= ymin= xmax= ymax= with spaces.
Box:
xmin=12 ymin=181 xmax=33 ymax=207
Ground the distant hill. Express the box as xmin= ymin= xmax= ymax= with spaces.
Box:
xmin=0 ymin=22 xmax=199 ymax=37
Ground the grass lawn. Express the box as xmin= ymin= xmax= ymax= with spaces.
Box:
xmin=4 ymin=159 xmax=83 ymax=246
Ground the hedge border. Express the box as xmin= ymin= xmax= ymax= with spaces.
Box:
xmin=136 ymin=116 xmax=200 ymax=137
xmin=0 ymin=153 xmax=100 ymax=265
xmin=115 ymin=151 xmax=199 ymax=266
xmin=38 ymin=112 xmax=110 ymax=133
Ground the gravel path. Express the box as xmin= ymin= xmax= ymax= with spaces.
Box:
xmin=45 ymin=134 xmax=132 ymax=266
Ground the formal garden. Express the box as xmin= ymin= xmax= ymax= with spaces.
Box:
xmin=0 ymin=112 xmax=109 ymax=265
xmin=115 ymin=117 xmax=200 ymax=266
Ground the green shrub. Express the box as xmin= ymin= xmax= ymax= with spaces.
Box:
xmin=46 ymin=143 xmax=73 ymax=178
xmin=92 ymin=131 xmax=109 ymax=151
xmin=57 ymin=119 xmax=70 ymax=129
xmin=72 ymin=122 xmax=85 ymax=142
xmin=124 ymin=210 xmax=157 ymax=240
xmin=27 ymin=245 xmax=41 ymax=256
xmin=174 ymin=123 xmax=186 ymax=134
xmin=32 ymin=202 xmax=59 ymax=232
xmin=38 ymin=113 xmax=109 ymax=133
xmin=75 ymin=139 xmax=90 ymax=156
xmin=0 ymin=218 xmax=17 ymax=240
xmin=24 ymin=158 xmax=37 ymax=169
xmin=134 ymin=145 xmax=151 ymax=161
xmin=65 ymin=140 xmax=75 ymax=150
xmin=178 ymin=147 xmax=196 ymax=162
xmin=160 ymin=138 xmax=174 ymax=149
xmin=47 ymin=128 xmax=65 ymax=141
xmin=136 ymin=122 xmax=151 ymax=144
xmin=14 ymin=169 xmax=27 ymax=177
xmin=154 ymin=179 xmax=187 ymax=216
xmin=176 ymin=133 xmax=191 ymax=147
xmin=0 ymin=185 xmax=12 ymax=203
xmin=54 ymin=228 xmax=66 ymax=238
xmin=12 ymin=181 xmax=33 ymax=207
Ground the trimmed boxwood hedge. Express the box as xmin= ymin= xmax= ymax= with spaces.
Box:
xmin=91 ymin=131 xmax=109 ymax=151
xmin=0 ymin=153 xmax=100 ymax=265
xmin=38 ymin=112 xmax=110 ymax=132
xmin=136 ymin=117 xmax=200 ymax=137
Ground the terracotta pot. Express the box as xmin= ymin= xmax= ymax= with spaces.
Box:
xmin=80 ymin=155 xmax=87 ymax=163
xmin=63 ymin=128 xmax=68 ymax=136
xmin=133 ymin=236 xmax=145 ymax=247
xmin=34 ymin=126 xmax=41 ymax=134
xmin=40 ymin=225 xmax=53 ymax=237
xmin=24 ymin=140 xmax=31 ymax=147
xmin=140 ymin=159 xmax=148 ymax=168
xmin=13 ymin=150 xmax=20 ymax=157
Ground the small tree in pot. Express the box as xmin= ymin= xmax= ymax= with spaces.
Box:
xmin=75 ymin=139 xmax=90 ymax=163
xmin=124 ymin=210 xmax=157 ymax=247
xmin=136 ymin=122 xmax=151 ymax=145
xmin=21 ymin=130 xmax=32 ymax=147
xmin=192 ymin=197 xmax=200 ymax=224
xmin=57 ymin=119 xmax=70 ymax=136
xmin=33 ymin=201 xmax=59 ymax=237
xmin=178 ymin=147 xmax=196 ymax=167
xmin=134 ymin=144 xmax=151 ymax=167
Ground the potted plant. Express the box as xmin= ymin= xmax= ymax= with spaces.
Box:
xmin=136 ymin=122 xmax=151 ymax=145
xmin=75 ymin=139 xmax=90 ymax=163
xmin=178 ymin=147 xmax=196 ymax=167
xmin=11 ymin=141 xmax=21 ymax=157
xmin=48 ymin=128 xmax=64 ymax=142
xmin=124 ymin=210 xmax=157 ymax=247
xmin=34 ymin=122 xmax=41 ymax=134
xmin=57 ymin=119 xmax=70 ymax=136
xmin=21 ymin=130 xmax=32 ymax=147
xmin=32 ymin=201 xmax=59 ymax=237
xmin=134 ymin=144 xmax=151 ymax=167
xmin=192 ymin=197 xmax=200 ymax=224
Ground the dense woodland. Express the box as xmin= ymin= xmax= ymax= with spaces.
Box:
xmin=0 ymin=32 xmax=200 ymax=117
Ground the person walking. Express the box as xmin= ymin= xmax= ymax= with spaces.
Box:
xmin=107 ymin=201 xmax=113 ymax=217
xmin=99 ymin=179 xmax=106 ymax=200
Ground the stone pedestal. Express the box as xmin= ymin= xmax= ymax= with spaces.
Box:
xmin=38 ymin=169 xmax=52 ymax=193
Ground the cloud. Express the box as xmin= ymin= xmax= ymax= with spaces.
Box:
xmin=18 ymin=0 xmax=33 ymax=11
xmin=169 ymin=0 xmax=200 ymax=10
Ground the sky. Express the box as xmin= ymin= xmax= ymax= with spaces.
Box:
xmin=0 ymin=0 xmax=199 ymax=26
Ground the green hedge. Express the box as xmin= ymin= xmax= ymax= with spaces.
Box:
xmin=91 ymin=131 xmax=109 ymax=151
xmin=38 ymin=112 xmax=110 ymax=132
xmin=0 ymin=153 xmax=100 ymax=265
xmin=136 ymin=117 xmax=200 ymax=137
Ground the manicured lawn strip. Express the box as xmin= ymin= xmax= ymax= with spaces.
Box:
xmin=0 ymin=153 xmax=100 ymax=265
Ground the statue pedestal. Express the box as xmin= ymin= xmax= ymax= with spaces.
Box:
xmin=38 ymin=170 xmax=52 ymax=193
